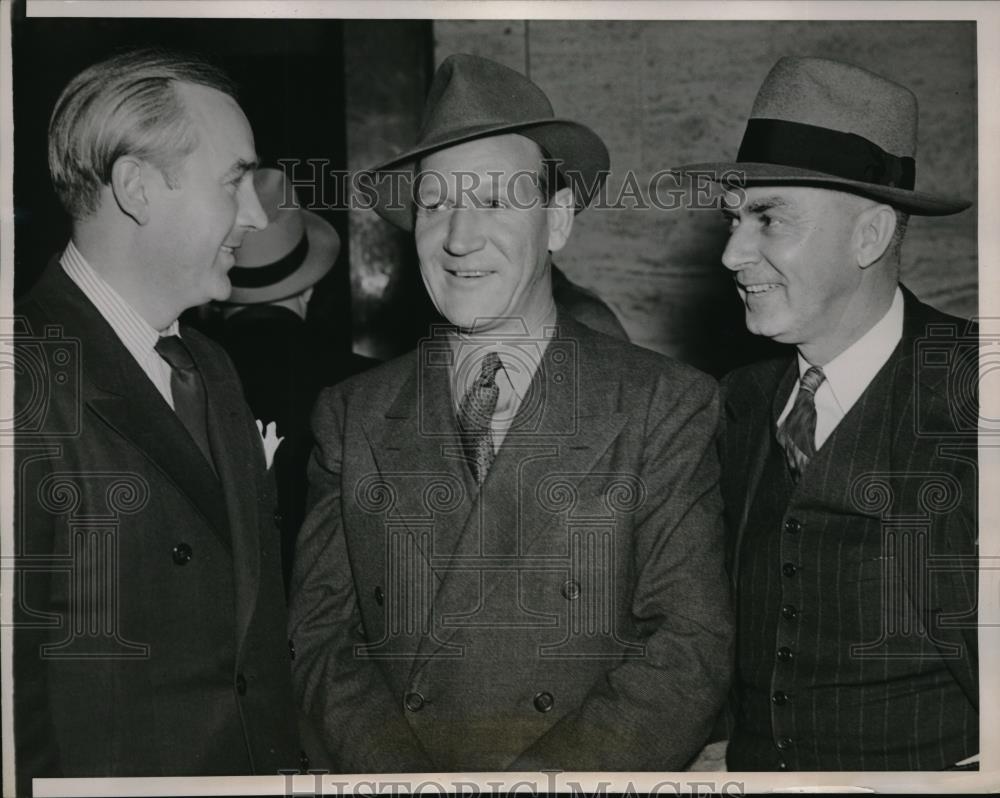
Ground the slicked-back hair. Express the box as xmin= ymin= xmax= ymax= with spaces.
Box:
xmin=48 ymin=48 xmax=237 ymax=220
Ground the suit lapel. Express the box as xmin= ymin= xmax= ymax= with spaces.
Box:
xmin=34 ymin=267 xmax=232 ymax=548
xmin=727 ymin=359 xmax=795 ymax=585
xmin=187 ymin=331 xmax=261 ymax=654
xmin=363 ymin=352 xmax=475 ymax=582
xmin=887 ymin=290 xmax=979 ymax=707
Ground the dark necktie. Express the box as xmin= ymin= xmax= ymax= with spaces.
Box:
xmin=155 ymin=335 xmax=217 ymax=475
xmin=457 ymin=352 xmax=502 ymax=486
xmin=775 ymin=365 xmax=826 ymax=481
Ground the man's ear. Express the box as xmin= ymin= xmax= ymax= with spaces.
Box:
xmin=855 ymin=202 xmax=896 ymax=269
xmin=546 ymin=186 xmax=576 ymax=253
xmin=110 ymin=156 xmax=151 ymax=225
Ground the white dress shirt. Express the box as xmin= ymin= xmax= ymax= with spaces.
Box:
xmin=61 ymin=241 xmax=180 ymax=409
xmin=450 ymin=302 xmax=558 ymax=451
xmin=777 ymin=287 xmax=904 ymax=449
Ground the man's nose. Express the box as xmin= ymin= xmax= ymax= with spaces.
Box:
xmin=444 ymin=207 xmax=486 ymax=256
xmin=721 ymin=222 xmax=758 ymax=272
xmin=238 ymin=178 xmax=268 ymax=231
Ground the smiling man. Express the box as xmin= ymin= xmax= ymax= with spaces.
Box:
xmin=14 ymin=50 xmax=302 ymax=791
xmin=288 ymin=53 xmax=733 ymax=772
xmin=676 ymin=57 xmax=979 ymax=771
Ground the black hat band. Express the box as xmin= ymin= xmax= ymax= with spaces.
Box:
xmin=229 ymin=233 xmax=310 ymax=289
xmin=736 ymin=118 xmax=916 ymax=190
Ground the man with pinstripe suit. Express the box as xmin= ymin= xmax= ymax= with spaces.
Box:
xmin=676 ymin=57 xmax=978 ymax=770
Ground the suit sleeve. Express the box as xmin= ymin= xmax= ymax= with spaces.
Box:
xmin=509 ymin=371 xmax=734 ymax=771
xmin=287 ymin=387 xmax=434 ymax=773
xmin=13 ymin=371 xmax=64 ymax=794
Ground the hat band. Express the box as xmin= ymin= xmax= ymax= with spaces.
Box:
xmin=229 ymin=233 xmax=310 ymax=289
xmin=737 ymin=118 xmax=915 ymax=190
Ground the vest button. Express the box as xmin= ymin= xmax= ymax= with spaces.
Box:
xmin=236 ymin=673 xmax=247 ymax=695
xmin=776 ymin=736 xmax=794 ymax=750
xmin=561 ymin=580 xmax=582 ymax=600
xmin=777 ymin=646 xmax=794 ymax=662
xmin=374 ymin=586 xmax=385 ymax=606
xmin=404 ymin=692 xmax=425 ymax=712
xmin=781 ymin=604 xmax=798 ymax=620
xmin=772 ymin=690 xmax=790 ymax=705
xmin=288 ymin=639 xmax=296 ymax=660
xmin=533 ymin=691 xmax=555 ymax=713
xmin=273 ymin=508 xmax=283 ymax=527
xmin=784 ymin=518 xmax=802 ymax=534
xmin=172 ymin=543 xmax=193 ymax=565
xmin=781 ymin=562 xmax=797 ymax=577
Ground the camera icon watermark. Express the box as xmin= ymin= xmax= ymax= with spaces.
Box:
xmin=0 ymin=318 xmax=81 ymax=438
xmin=914 ymin=318 xmax=990 ymax=437
xmin=417 ymin=319 xmax=578 ymax=440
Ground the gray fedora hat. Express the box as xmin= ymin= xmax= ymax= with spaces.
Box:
xmin=672 ymin=56 xmax=971 ymax=216
xmin=365 ymin=53 xmax=610 ymax=230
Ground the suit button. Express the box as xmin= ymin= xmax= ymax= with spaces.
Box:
xmin=772 ymin=690 xmax=790 ymax=705
xmin=784 ymin=518 xmax=802 ymax=534
xmin=781 ymin=604 xmax=798 ymax=620
xmin=172 ymin=543 xmax=193 ymax=565
xmin=561 ymin=580 xmax=581 ymax=600
xmin=236 ymin=673 xmax=247 ymax=695
xmin=273 ymin=509 xmax=283 ymax=527
xmin=404 ymin=692 xmax=425 ymax=712
xmin=288 ymin=639 xmax=296 ymax=660
xmin=778 ymin=760 xmax=788 ymax=770
xmin=776 ymin=647 xmax=794 ymax=662
xmin=782 ymin=562 xmax=797 ymax=577
xmin=533 ymin=691 xmax=555 ymax=713
xmin=299 ymin=750 xmax=310 ymax=772
xmin=374 ymin=586 xmax=385 ymax=606
xmin=776 ymin=736 xmax=794 ymax=750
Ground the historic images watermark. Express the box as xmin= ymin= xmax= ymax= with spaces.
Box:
xmin=279 ymin=771 xmax=747 ymax=796
xmin=274 ymin=158 xmax=745 ymax=214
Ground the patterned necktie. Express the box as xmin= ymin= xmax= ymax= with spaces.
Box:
xmin=457 ymin=352 xmax=502 ymax=486
xmin=775 ymin=365 xmax=826 ymax=481
xmin=155 ymin=335 xmax=217 ymax=475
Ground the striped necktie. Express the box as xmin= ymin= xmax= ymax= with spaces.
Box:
xmin=457 ymin=352 xmax=502 ymax=485
xmin=775 ymin=365 xmax=826 ymax=481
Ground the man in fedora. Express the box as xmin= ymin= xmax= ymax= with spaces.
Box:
xmin=13 ymin=50 xmax=302 ymax=792
xmin=676 ymin=56 xmax=978 ymax=770
xmin=217 ymin=168 xmax=371 ymax=592
xmin=288 ymin=53 xmax=733 ymax=772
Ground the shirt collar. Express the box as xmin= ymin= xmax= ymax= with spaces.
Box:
xmin=448 ymin=300 xmax=558 ymax=415
xmin=61 ymin=240 xmax=180 ymax=345
xmin=797 ymin=286 xmax=904 ymax=414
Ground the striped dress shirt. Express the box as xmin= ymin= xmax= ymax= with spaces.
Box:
xmin=61 ymin=241 xmax=179 ymax=409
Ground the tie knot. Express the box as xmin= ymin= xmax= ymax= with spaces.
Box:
xmin=799 ymin=366 xmax=825 ymax=395
xmin=478 ymin=351 xmax=502 ymax=384
xmin=155 ymin=335 xmax=195 ymax=370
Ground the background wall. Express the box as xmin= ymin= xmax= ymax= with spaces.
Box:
xmin=12 ymin=18 xmax=977 ymax=377
xmin=427 ymin=20 xmax=978 ymax=374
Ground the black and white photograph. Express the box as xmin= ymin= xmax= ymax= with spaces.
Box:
xmin=0 ymin=1 xmax=995 ymax=795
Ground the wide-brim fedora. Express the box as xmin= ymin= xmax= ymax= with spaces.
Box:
xmin=671 ymin=56 xmax=970 ymax=216
xmin=365 ymin=53 xmax=610 ymax=231
xmin=227 ymin=168 xmax=341 ymax=304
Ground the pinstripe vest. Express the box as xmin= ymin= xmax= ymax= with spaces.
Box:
xmin=728 ymin=360 xmax=978 ymax=771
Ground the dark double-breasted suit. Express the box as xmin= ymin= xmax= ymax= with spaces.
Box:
xmin=13 ymin=266 xmax=301 ymax=794
xmin=288 ymin=314 xmax=734 ymax=773
xmin=719 ymin=288 xmax=978 ymax=770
